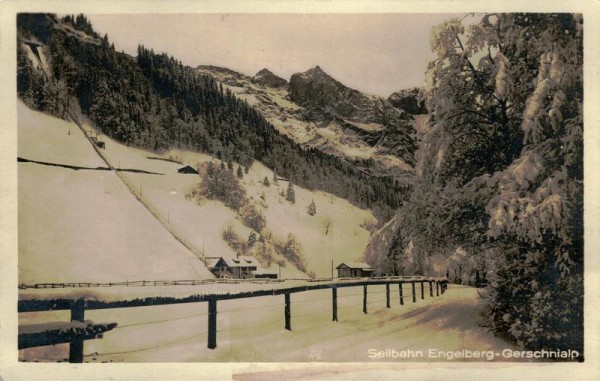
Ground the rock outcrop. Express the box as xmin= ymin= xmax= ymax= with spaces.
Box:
xmin=253 ymin=68 xmax=288 ymax=89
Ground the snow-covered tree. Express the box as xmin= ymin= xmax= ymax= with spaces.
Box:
xmin=286 ymin=181 xmax=296 ymax=204
xmin=247 ymin=231 xmax=257 ymax=248
xmin=192 ymin=162 xmax=247 ymax=210
xmin=307 ymin=200 xmax=316 ymax=216
xmin=281 ymin=233 xmax=305 ymax=272
xmin=480 ymin=14 xmax=583 ymax=351
xmin=240 ymin=204 xmax=266 ymax=232
xmin=368 ymin=13 xmax=583 ymax=353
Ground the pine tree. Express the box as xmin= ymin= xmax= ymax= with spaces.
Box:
xmin=286 ymin=181 xmax=295 ymax=204
xmin=248 ymin=232 xmax=257 ymax=248
xmin=307 ymin=200 xmax=316 ymax=216
xmin=263 ymin=176 xmax=271 ymax=187
xmin=236 ymin=165 xmax=243 ymax=179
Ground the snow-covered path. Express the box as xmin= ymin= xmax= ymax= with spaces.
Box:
xmin=19 ymin=285 xmax=522 ymax=362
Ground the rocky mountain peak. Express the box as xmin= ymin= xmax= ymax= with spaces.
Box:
xmin=288 ymin=66 xmax=365 ymax=119
xmin=295 ymin=65 xmax=338 ymax=85
xmin=253 ymin=68 xmax=288 ymax=88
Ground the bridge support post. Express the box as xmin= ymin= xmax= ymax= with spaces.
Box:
xmin=386 ymin=284 xmax=390 ymax=308
xmin=284 ymin=293 xmax=291 ymax=330
xmin=399 ymin=283 xmax=404 ymax=305
xmin=436 ymin=281 xmax=439 ymax=296
xmin=412 ymin=282 xmax=416 ymax=303
xmin=332 ymin=287 xmax=338 ymax=322
xmin=69 ymin=299 xmax=85 ymax=363
xmin=363 ymin=285 xmax=368 ymax=314
xmin=207 ymin=298 xmax=217 ymax=349
xmin=421 ymin=281 xmax=425 ymax=300
xmin=429 ymin=281 xmax=433 ymax=297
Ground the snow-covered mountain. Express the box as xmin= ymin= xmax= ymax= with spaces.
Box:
xmin=195 ymin=65 xmax=421 ymax=181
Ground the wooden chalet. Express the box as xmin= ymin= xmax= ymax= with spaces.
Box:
xmin=336 ymin=262 xmax=374 ymax=278
xmin=207 ymin=255 xmax=271 ymax=279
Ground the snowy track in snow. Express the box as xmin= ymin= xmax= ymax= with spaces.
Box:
xmin=19 ymin=284 xmax=522 ymax=362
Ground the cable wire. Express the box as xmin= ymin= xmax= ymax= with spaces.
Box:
xmin=84 ymin=331 xmax=207 ymax=357
xmin=114 ymin=311 xmax=209 ymax=329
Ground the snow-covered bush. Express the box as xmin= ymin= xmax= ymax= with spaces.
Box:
xmin=190 ymin=162 xmax=248 ymax=210
xmin=239 ymin=204 xmax=266 ymax=232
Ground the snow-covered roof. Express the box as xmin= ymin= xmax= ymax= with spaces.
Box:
xmin=336 ymin=262 xmax=373 ymax=270
xmin=223 ymin=256 xmax=260 ymax=268
xmin=206 ymin=257 xmax=222 ymax=268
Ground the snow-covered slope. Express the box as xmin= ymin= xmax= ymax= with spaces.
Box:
xmin=18 ymin=99 xmax=374 ymax=280
xmin=18 ymin=101 xmax=213 ymax=283
xmin=96 ymin=134 xmax=375 ymax=278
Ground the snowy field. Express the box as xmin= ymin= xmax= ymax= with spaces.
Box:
xmin=18 ymin=101 xmax=212 ymax=283
xmin=19 ymin=284 xmax=524 ymax=362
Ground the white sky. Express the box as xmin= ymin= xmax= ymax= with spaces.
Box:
xmin=86 ymin=13 xmax=461 ymax=97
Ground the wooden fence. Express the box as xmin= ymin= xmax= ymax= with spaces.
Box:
xmin=18 ymin=277 xmax=448 ymax=362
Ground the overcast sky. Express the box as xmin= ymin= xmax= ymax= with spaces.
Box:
xmin=87 ymin=13 xmax=460 ymax=97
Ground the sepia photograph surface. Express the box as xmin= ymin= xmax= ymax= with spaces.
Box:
xmin=2 ymin=0 xmax=599 ymax=380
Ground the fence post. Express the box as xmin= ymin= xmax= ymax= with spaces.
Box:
xmin=421 ymin=281 xmax=425 ymax=300
xmin=429 ymin=281 xmax=433 ymax=297
xmin=412 ymin=282 xmax=416 ymax=303
xmin=363 ymin=285 xmax=368 ymax=314
xmin=69 ymin=299 xmax=85 ymax=363
xmin=332 ymin=287 xmax=338 ymax=322
xmin=284 ymin=293 xmax=291 ymax=331
xmin=386 ymin=284 xmax=390 ymax=308
xmin=399 ymin=283 xmax=404 ymax=305
xmin=207 ymin=298 xmax=217 ymax=349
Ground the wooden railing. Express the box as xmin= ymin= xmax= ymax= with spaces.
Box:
xmin=18 ymin=277 xmax=448 ymax=362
